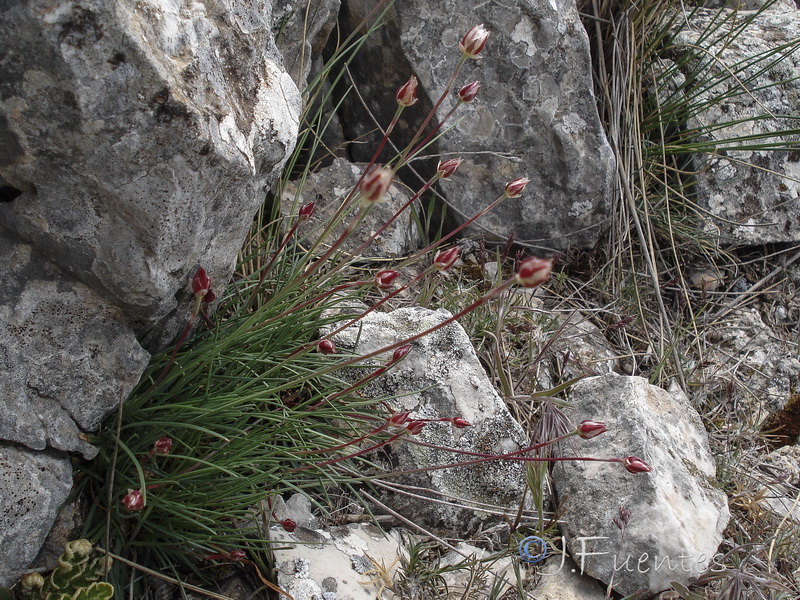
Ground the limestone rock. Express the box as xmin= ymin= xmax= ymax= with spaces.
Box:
xmin=696 ymin=308 xmax=800 ymax=419
xmin=0 ymin=0 xmax=301 ymax=347
xmin=281 ymin=158 xmax=420 ymax=258
xmin=669 ymin=6 xmax=800 ymax=244
xmin=323 ymin=306 xmax=528 ymax=533
xmin=552 ymin=374 xmax=730 ymax=596
xmin=530 ymin=557 xmax=607 ymax=600
xmin=0 ymin=443 xmax=73 ymax=587
xmin=0 ymin=234 xmax=150 ymax=459
xmin=274 ymin=0 xmax=341 ymax=91
xmin=270 ymin=523 xmax=404 ymax=600
xmin=337 ymin=0 xmax=615 ymax=251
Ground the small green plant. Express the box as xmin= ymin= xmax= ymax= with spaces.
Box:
xmin=16 ymin=540 xmax=113 ymax=600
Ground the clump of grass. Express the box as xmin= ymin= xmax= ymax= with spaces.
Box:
xmin=70 ymin=13 xmax=645 ymax=599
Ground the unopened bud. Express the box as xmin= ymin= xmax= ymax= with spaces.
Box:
xmin=459 ymin=24 xmax=489 ymax=59
xmin=388 ymin=411 xmax=411 ymax=426
xmin=396 ymin=76 xmax=419 ymax=107
xmin=299 ymin=201 xmax=315 ymax=219
xmin=122 ymin=489 xmax=145 ymax=511
xmin=436 ymin=158 xmax=463 ymax=179
xmin=433 ymin=247 xmax=460 ymax=271
xmin=516 ymin=257 xmax=553 ymax=288
xmin=192 ymin=267 xmax=211 ymax=299
xmin=457 ymin=81 xmax=481 ymax=103
xmin=154 ymin=436 xmax=173 ymax=455
xmin=622 ymin=456 xmax=652 ymax=474
xmin=375 ymin=269 xmax=401 ymax=289
xmin=406 ymin=420 xmax=426 ymax=435
xmin=229 ymin=550 xmax=247 ymax=560
xmin=504 ymin=177 xmax=530 ymax=198
xmin=280 ymin=518 xmax=297 ymax=532
xmin=360 ymin=167 xmax=393 ymax=204
xmin=450 ymin=417 xmax=472 ymax=428
xmin=318 ymin=339 xmax=336 ymax=355
xmin=576 ymin=420 xmax=607 ymax=440
xmin=391 ymin=345 xmax=412 ymax=363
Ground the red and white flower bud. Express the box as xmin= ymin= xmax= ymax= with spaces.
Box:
xmin=192 ymin=267 xmax=211 ymax=299
xmin=459 ymin=24 xmax=489 ymax=59
xmin=516 ymin=257 xmax=553 ymax=288
xmin=299 ymin=201 xmax=315 ymax=219
xmin=396 ymin=76 xmax=419 ymax=107
xmin=622 ymin=456 xmax=652 ymax=474
xmin=229 ymin=550 xmax=247 ymax=560
xmin=154 ymin=436 xmax=173 ymax=455
xmin=504 ymin=177 xmax=530 ymax=198
xmin=457 ymin=81 xmax=481 ymax=103
xmin=433 ymin=247 xmax=460 ymax=271
xmin=450 ymin=417 xmax=472 ymax=428
xmin=318 ymin=339 xmax=336 ymax=355
xmin=122 ymin=489 xmax=145 ymax=511
xmin=375 ymin=269 xmax=401 ymax=289
xmin=436 ymin=158 xmax=463 ymax=179
xmin=280 ymin=518 xmax=297 ymax=532
xmin=406 ymin=420 xmax=426 ymax=435
xmin=360 ymin=167 xmax=393 ymax=204
xmin=391 ymin=345 xmax=412 ymax=363
xmin=388 ymin=411 xmax=411 ymax=426
xmin=576 ymin=420 xmax=607 ymax=440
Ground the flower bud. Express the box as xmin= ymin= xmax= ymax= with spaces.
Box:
xmin=504 ymin=177 xmax=530 ymax=198
xmin=622 ymin=456 xmax=652 ymax=474
xmin=450 ymin=417 xmax=472 ymax=428
xmin=436 ymin=158 xmax=463 ymax=179
xmin=396 ymin=76 xmax=419 ymax=107
xmin=433 ymin=247 xmax=460 ymax=271
xmin=154 ymin=436 xmax=173 ymax=455
xmin=203 ymin=290 xmax=216 ymax=304
xmin=459 ymin=24 xmax=489 ymax=59
xmin=391 ymin=345 xmax=412 ymax=363
xmin=457 ymin=81 xmax=481 ymax=103
xmin=192 ymin=267 xmax=211 ymax=298
xmin=388 ymin=411 xmax=411 ymax=426
xmin=406 ymin=420 xmax=426 ymax=435
xmin=122 ymin=489 xmax=145 ymax=511
xmin=516 ymin=257 xmax=553 ymax=288
xmin=280 ymin=518 xmax=297 ymax=532
xmin=318 ymin=339 xmax=336 ymax=355
xmin=375 ymin=269 xmax=401 ymax=289
xmin=576 ymin=420 xmax=607 ymax=440
xmin=299 ymin=201 xmax=315 ymax=219
xmin=360 ymin=167 xmax=393 ymax=204
xmin=229 ymin=550 xmax=247 ymax=560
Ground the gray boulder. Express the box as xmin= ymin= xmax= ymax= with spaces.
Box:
xmin=338 ymin=0 xmax=615 ymax=251
xmin=0 ymin=444 xmax=72 ymax=587
xmin=323 ymin=306 xmax=528 ymax=534
xmin=0 ymin=234 xmax=150 ymax=460
xmin=669 ymin=5 xmax=800 ymax=244
xmin=552 ymin=374 xmax=730 ymax=596
xmin=0 ymin=0 xmax=301 ymax=347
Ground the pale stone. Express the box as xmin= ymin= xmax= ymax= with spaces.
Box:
xmin=552 ymin=374 xmax=730 ymax=596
